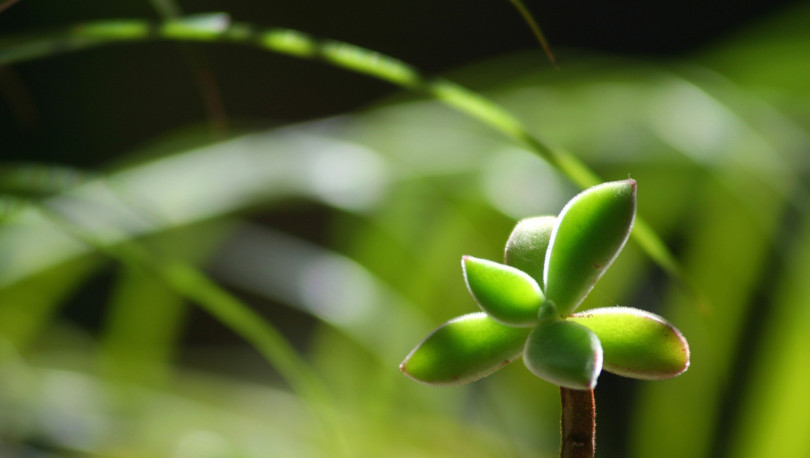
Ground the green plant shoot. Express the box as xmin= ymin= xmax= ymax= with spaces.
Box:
xmin=400 ymin=179 xmax=689 ymax=390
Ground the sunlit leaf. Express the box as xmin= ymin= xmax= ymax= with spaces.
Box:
xmin=504 ymin=215 xmax=556 ymax=288
xmin=544 ymin=179 xmax=636 ymax=315
xmin=569 ymin=307 xmax=689 ymax=380
xmin=400 ymin=312 xmax=531 ymax=385
xmin=462 ymin=255 xmax=543 ymax=327
xmin=523 ymin=319 xmax=603 ymax=390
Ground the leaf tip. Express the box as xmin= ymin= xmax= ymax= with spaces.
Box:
xmin=460 ymin=254 xmax=472 ymax=273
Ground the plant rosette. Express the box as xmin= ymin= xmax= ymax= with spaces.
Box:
xmin=400 ymin=179 xmax=689 ymax=390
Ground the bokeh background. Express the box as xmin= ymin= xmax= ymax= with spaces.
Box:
xmin=2 ymin=1 xmax=810 ymax=457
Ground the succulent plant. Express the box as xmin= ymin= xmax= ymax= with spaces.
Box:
xmin=400 ymin=180 xmax=690 ymax=456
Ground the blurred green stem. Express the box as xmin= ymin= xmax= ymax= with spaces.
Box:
xmin=0 ymin=15 xmax=693 ymax=300
xmin=560 ymin=387 xmax=596 ymax=458
xmin=30 ymin=202 xmax=351 ymax=457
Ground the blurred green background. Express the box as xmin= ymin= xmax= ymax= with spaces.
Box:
xmin=2 ymin=1 xmax=810 ymax=457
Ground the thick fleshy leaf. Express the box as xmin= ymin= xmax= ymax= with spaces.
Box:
xmin=568 ymin=307 xmax=690 ymax=380
xmin=462 ymin=256 xmax=544 ymax=327
xmin=523 ymin=319 xmax=603 ymax=390
xmin=504 ymin=215 xmax=556 ymax=287
xmin=400 ymin=312 xmax=532 ymax=385
xmin=544 ymin=179 xmax=637 ymax=315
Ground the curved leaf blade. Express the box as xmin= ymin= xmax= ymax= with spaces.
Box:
xmin=462 ymin=256 xmax=544 ymax=327
xmin=523 ymin=319 xmax=603 ymax=390
xmin=544 ymin=179 xmax=637 ymax=315
xmin=504 ymin=215 xmax=556 ymax=288
xmin=400 ymin=312 xmax=531 ymax=385
xmin=0 ymin=18 xmax=697 ymax=311
xmin=569 ymin=307 xmax=690 ymax=380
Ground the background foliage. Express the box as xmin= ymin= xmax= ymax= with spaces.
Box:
xmin=1 ymin=1 xmax=809 ymax=457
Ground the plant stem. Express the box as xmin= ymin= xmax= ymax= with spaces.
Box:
xmin=0 ymin=0 xmax=21 ymax=14
xmin=560 ymin=387 xmax=596 ymax=458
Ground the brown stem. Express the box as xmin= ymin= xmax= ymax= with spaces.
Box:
xmin=0 ymin=0 xmax=21 ymax=14
xmin=560 ymin=387 xmax=596 ymax=458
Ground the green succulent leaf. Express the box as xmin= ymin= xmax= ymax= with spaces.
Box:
xmin=568 ymin=307 xmax=690 ymax=380
xmin=400 ymin=312 xmax=532 ymax=385
xmin=544 ymin=179 xmax=637 ymax=315
xmin=504 ymin=215 xmax=556 ymax=287
xmin=523 ymin=319 xmax=603 ymax=390
xmin=462 ymin=256 xmax=544 ymax=327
